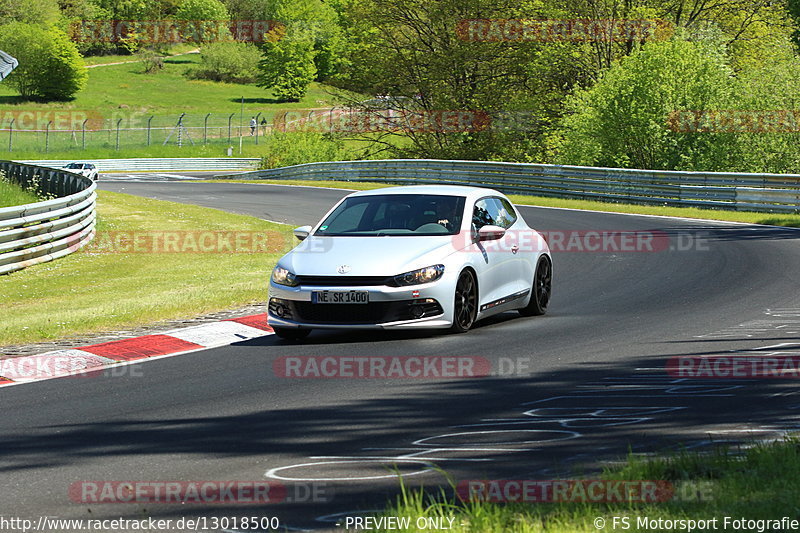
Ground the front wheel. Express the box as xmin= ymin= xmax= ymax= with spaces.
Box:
xmin=273 ymin=327 xmax=311 ymax=341
xmin=450 ymin=270 xmax=478 ymax=333
xmin=519 ymin=255 xmax=552 ymax=317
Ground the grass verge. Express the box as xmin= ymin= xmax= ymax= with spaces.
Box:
xmin=0 ymin=190 xmax=292 ymax=347
xmin=370 ymin=438 xmax=799 ymax=532
xmin=203 ymin=179 xmax=800 ymax=227
xmin=0 ymin=175 xmax=40 ymax=208
xmin=0 ymin=54 xmax=340 ymax=118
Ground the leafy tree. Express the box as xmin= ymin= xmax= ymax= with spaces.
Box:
xmin=175 ymin=0 xmax=230 ymax=21
xmin=188 ymin=41 xmax=261 ymax=83
xmin=551 ymin=38 xmax=734 ymax=170
xmin=0 ymin=23 xmax=88 ymax=100
xmin=221 ymin=0 xmax=271 ymax=21
xmin=91 ymin=0 xmax=163 ymax=20
xmin=726 ymin=45 xmax=800 ymax=173
xmin=258 ymin=33 xmax=318 ymax=101
xmin=332 ymin=0 xmax=592 ymax=160
xmin=0 ymin=0 xmax=60 ymax=25
xmin=256 ymin=0 xmax=347 ymax=101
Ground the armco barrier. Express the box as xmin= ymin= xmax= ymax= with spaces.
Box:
xmin=18 ymin=158 xmax=260 ymax=173
xmin=0 ymin=49 xmax=18 ymax=81
xmin=0 ymin=160 xmax=96 ymax=275
xmin=225 ymin=159 xmax=800 ymax=213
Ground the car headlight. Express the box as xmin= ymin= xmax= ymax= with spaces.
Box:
xmin=271 ymin=266 xmax=299 ymax=287
xmin=394 ymin=265 xmax=445 ymax=286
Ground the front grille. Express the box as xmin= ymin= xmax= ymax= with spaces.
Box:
xmin=289 ymin=299 xmax=443 ymax=324
xmin=294 ymin=275 xmax=394 ymax=287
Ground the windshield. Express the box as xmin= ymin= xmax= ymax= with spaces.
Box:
xmin=65 ymin=163 xmax=81 ymax=169
xmin=315 ymin=194 xmax=466 ymax=236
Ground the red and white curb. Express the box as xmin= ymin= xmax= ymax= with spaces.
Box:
xmin=0 ymin=314 xmax=273 ymax=387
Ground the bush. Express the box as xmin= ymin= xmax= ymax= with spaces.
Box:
xmin=138 ymin=48 xmax=164 ymax=73
xmin=551 ymin=38 xmax=734 ymax=171
xmin=187 ymin=42 xmax=261 ymax=83
xmin=258 ymin=132 xmax=350 ymax=168
xmin=258 ymin=35 xmax=318 ymax=101
xmin=175 ymin=0 xmax=229 ymax=21
xmin=0 ymin=22 xmax=88 ymax=100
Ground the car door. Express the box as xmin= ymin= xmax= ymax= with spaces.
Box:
xmin=495 ymin=197 xmax=532 ymax=294
xmin=470 ymin=197 xmax=520 ymax=309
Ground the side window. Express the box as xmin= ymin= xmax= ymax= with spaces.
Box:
xmin=472 ymin=198 xmax=498 ymax=230
xmin=472 ymin=197 xmax=517 ymax=230
xmin=495 ymin=198 xmax=517 ymax=229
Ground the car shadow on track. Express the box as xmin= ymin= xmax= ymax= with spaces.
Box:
xmin=240 ymin=312 xmax=526 ymax=347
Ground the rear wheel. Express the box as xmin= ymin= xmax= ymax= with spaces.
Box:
xmin=273 ymin=327 xmax=311 ymax=341
xmin=451 ymin=270 xmax=478 ymax=333
xmin=519 ymin=255 xmax=551 ymax=316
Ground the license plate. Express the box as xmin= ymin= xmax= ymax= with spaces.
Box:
xmin=311 ymin=290 xmax=369 ymax=304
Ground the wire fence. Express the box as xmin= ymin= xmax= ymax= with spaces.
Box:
xmin=0 ymin=112 xmax=277 ymax=154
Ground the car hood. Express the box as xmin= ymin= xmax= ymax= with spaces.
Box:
xmin=282 ymin=235 xmax=462 ymax=276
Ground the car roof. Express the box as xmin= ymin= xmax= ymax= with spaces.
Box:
xmin=347 ymin=184 xmax=504 ymax=201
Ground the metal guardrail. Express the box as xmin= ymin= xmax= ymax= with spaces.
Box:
xmin=0 ymin=50 xmax=17 ymax=81
xmin=227 ymin=159 xmax=800 ymax=213
xmin=0 ymin=161 xmax=96 ymax=275
xmin=17 ymin=158 xmax=260 ymax=173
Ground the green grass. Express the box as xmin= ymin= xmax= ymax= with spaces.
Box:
xmin=0 ymin=52 xmax=352 ymax=156
xmin=82 ymin=45 xmax=199 ymax=66
xmin=0 ymin=175 xmax=40 ymax=208
xmin=0 ymin=53 xmax=340 ymax=117
xmin=0 ymin=190 xmax=292 ymax=346
xmin=202 ymin=178 xmax=800 ymax=227
xmin=370 ymin=438 xmax=800 ymax=532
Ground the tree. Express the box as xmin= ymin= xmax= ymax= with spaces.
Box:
xmin=0 ymin=0 xmax=59 ymax=25
xmin=258 ymin=33 xmax=318 ymax=101
xmin=725 ymin=45 xmax=800 ymax=173
xmin=175 ymin=0 xmax=230 ymax=21
xmin=331 ymin=0 xmax=593 ymax=160
xmin=551 ymin=38 xmax=734 ymax=170
xmin=174 ymin=0 xmax=230 ymax=44
xmin=256 ymin=0 xmax=347 ymax=101
xmin=189 ymin=41 xmax=261 ymax=83
xmin=0 ymin=23 xmax=88 ymax=100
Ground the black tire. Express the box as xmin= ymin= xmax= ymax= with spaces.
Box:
xmin=519 ymin=255 xmax=552 ymax=317
xmin=273 ymin=327 xmax=312 ymax=341
xmin=450 ymin=269 xmax=478 ymax=333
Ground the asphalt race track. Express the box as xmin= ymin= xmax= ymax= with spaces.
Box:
xmin=2 ymin=175 xmax=800 ymax=531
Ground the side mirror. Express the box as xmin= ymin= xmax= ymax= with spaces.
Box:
xmin=478 ymin=225 xmax=506 ymax=241
xmin=293 ymin=225 xmax=313 ymax=241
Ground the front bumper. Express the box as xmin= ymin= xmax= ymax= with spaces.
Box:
xmin=268 ymin=282 xmax=452 ymax=329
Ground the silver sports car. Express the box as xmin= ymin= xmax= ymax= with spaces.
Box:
xmin=268 ymin=185 xmax=552 ymax=340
